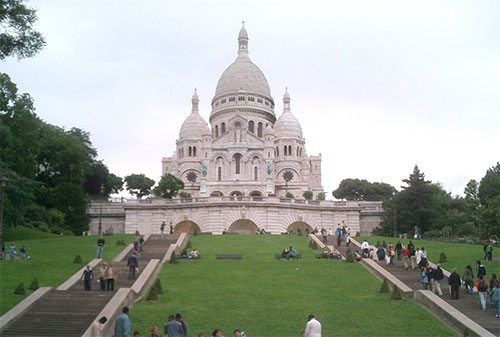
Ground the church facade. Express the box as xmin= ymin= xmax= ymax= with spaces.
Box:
xmin=161 ymin=25 xmax=323 ymax=199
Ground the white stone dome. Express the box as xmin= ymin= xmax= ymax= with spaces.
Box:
xmin=179 ymin=111 xmax=210 ymax=140
xmin=274 ymin=111 xmax=303 ymax=139
xmin=215 ymin=55 xmax=271 ymax=97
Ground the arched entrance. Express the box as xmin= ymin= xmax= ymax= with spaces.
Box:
xmin=175 ymin=220 xmax=201 ymax=234
xmin=287 ymin=221 xmax=312 ymax=234
xmin=249 ymin=191 xmax=262 ymax=197
xmin=230 ymin=191 xmax=243 ymax=197
xmin=210 ymin=191 xmax=223 ymax=197
xmin=228 ymin=219 xmax=258 ymax=234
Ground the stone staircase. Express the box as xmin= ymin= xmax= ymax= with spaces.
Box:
xmin=324 ymin=235 xmax=500 ymax=336
xmin=1 ymin=234 xmax=178 ymax=337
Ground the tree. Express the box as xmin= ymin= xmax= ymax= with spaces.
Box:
xmin=478 ymin=163 xmax=500 ymax=238
xmin=332 ymin=178 xmax=394 ymax=201
xmin=316 ymin=192 xmax=326 ymax=201
xmin=125 ymin=174 xmax=155 ymax=199
xmin=0 ymin=0 xmax=46 ymax=60
xmin=303 ymin=190 xmax=313 ymax=200
xmin=478 ymin=163 xmax=500 ymax=207
xmin=153 ymin=173 xmax=184 ymax=199
xmin=84 ymin=161 xmax=123 ymax=197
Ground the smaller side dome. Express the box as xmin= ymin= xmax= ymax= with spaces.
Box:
xmin=274 ymin=88 xmax=303 ymax=139
xmin=264 ymin=124 xmax=273 ymax=136
xmin=179 ymin=89 xmax=211 ymax=140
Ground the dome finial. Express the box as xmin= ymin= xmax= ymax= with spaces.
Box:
xmin=238 ymin=21 xmax=249 ymax=55
xmin=191 ymin=88 xmax=199 ymax=113
xmin=283 ymin=87 xmax=291 ymax=112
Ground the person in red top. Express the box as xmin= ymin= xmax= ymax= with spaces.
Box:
xmin=401 ymin=247 xmax=410 ymax=270
xmin=476 ymin=275 xmax=489 ymax=311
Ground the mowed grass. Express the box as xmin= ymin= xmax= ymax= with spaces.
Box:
xmin=130 ymin=235 xmax=457 ymax=337
xmin=358 ymin=235 xmax=500 ymax=278
xmin=0 ymin=232 xmax=133 ymax=315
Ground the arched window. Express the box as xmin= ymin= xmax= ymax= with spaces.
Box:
xmin=234 ymin=122 xmax=241 ymax=142
xmin=234 ymin=154 xmax=242 ymax=174
xmin=215 ymin=125 xmax=219 ymax=137
xmin=288 ymin=145 xmax=292 ymax=156
xmin=257 ymin=122 xmax=263 ymax=137
xmin=221 ymin=122 xmax=226 ymax=133
xmin=193 ymin=147 xmax=196 ymax=157
xmin=296 ymin=147 xmax=299 ymax=156
xmin=284 ymin=145 xmax=287 ymax=156
xmin=188 ymin=146 xmax=192 ymax=157
xmin=248 ymin=121 xmax=254 ymax=133
xmin=254 ymin=166 xmax=258 ymax=181
xmin=276 ymin=147 xmax=279 ymax=157
xmin=217 ymin=167 xmax=222 ymax=181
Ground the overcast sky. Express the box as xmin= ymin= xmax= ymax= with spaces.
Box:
xmin=3 ymin=0 xmax=499 ymax=197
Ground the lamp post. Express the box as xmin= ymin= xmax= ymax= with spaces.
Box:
xmin=0 ymin=175 xmax=8 ymax=257
xmin=392 ymin=188 xmax=398 ymax=237
xmin=98 ymin=184 xmax=105 ymax=235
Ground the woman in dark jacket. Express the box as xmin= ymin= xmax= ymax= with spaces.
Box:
xmin=463 ymin=265 xmax=474 ymax=295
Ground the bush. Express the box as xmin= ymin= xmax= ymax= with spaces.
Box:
xmin=185 ymin=241 xmax=192 ymax=249
xmin=356 ymin=231 xmax=360 ymax=237
xmin=14 ymin=283 xmax=26 ymax=295
xmin=73 ymin=255 xmax=82 ymax=264
xmin=146 ymin=286 xmax=158 ymax=301
xmin=463 ymin=328 xmax=471 ymax=337
xmin=345 ymin=249 xmax=354 ymax=263
xmin=423 ymin=230 xmax=441 ymax=240
xmin=380 ymin=278 xmax=390 ymax=293
xmin=376 ymin=240 xmax=381 ymax=248
xmin=50 ymin=225 xmax=64 ymax=235
xmin=29 ymin=278 xmax=39 ymax=291
xmin=316 ymin=192 xmax=326 ymax=201
xmin=303 ymin=191 xmax=313 ymax=200
xmin=285 ymin=192 xmax=294 ymax=198
xmin=169 ymin=253 xmax=178 ymax=264
xmin=439 ymin=252 xmax=448 ymax=263
xmin=382 ymin=240 xmax=387 ymax=249
xmin=456 ymin=223 xmax=477 ymax=236
xmin=154 ymin=279 xmax=163 ymax=294
xmin=179 ymin=191 xmax=191 ymax=199
xmin=391 ymin=284 xmax=403 ymax=300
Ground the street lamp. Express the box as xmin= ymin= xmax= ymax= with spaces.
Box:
xmin=392 ymin=188 xmax=398 ymax=237
xmin=0 ymin=175 xmax=8 ymax=258
xmin=98 ymin=184 xmax=105 ymax=235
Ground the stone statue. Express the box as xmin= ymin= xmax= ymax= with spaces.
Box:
xmin=201 ymin=162 xmax=207 ymax=177
xmin=266 ymin=161 xmax=272 ymax=176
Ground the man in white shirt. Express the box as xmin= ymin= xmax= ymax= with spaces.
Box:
xmin=305 ymin=314 xmax=321 ymax=337
xmin=361 ymin=239 xmax=370 ymax=257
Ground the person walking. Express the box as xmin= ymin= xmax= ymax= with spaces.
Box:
xmin=127 ymin=252 xmax=139 ymax=280
xmin=164 ymin=315 xmax=183 ymax=337
xmin=9 ymin=242 xmax=16 ymax=260
xmin=133 ymin=233 xmax=140 ymax=252
xmin=489 ymin=274 xmax=499 ymax=306
xmin=98 ymin=263 xmax=107 ymax=291
xmin=20 ymin=244 xmax=26 ymax=259
xmin=463 ymin=265 xmax=475 ymax=295
xmin=401 ymin=246 xmax=410 ymax=270
xmin=449 ymin=268 xmax=461 ymax=299
xmin=408 ymin=241 xmax=416 ymax=270
xmin=487 ymin=243 xmax=493 ymax=261
xmin=395 ymin=240 xmax=403 ymax=261
xmin=321 ymin=228 xmax=327 ymax=244
xmin=434 ymin=264 xmax=444 ymax=296
xmin=305 ymin=314 xmax=321 ymax=337
xmin=96 ymin=234 xmax=105 ymax=258
xmin=161 ymin=221 xmax=166 ymax=237
xmin=427 ymin=265 xmax=436 ymax=293
xmin=115 ymin=306 xmax=131 ymax=337
xmin=491 ymin=282 xmax=500 ymax=318
xmin=387 ymin=244 xmax=395 ymax=266
xmin=175 ymin=313 xmax=188 ymax=337
xmin=105 ymin=260 xmax=118 ymax=291
xmin=477 ymin=275 xmax=489 ymax=311
xmin=477 ymin=260 xmax=487 ymax=280
xmin=139 ymin=235 xmax=145 ymax=252
xmin=82 ymin=265 xmax=93 ymax=291
xmin=421 ymin=266 xmax=429 ymax=290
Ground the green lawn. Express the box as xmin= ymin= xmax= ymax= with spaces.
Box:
xmin=358 ymin=236 xmax=500 ymax=278
xmin=130 ymin=235 xmax=457 ymax=337
xmin=0 ymin=232 xmax=132 ymax=315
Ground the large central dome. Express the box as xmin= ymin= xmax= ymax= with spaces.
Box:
xmin=215 ymin=56 xmax=271 ymax=97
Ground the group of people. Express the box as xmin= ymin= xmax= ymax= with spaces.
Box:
xmin=281 ymin=246 xmax=298 ymax=259
xmin=180 ymin=248 xmax=200 ymax=259
xmin=2 ymin=242 xmax=27 ymax=260
xmin=448 ymin=261 xmax=500 ymax=316
xmin=81 ymin=260 xmax=118 ymax=291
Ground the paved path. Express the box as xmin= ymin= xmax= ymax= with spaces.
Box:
xmin=322 ymin=235 xmax=500 ymax=337
xmin=1 ymin=235 xmax=177 ymax=337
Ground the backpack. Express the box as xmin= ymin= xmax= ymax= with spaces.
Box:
xmin=478 ymin=280 xmax=487 ymax=291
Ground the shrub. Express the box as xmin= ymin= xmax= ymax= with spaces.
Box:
xmin=73 ymin=255 xmax=82 ymax=264
xmin=382 ymin=240 xmax=387 ymax=249
xmin=185 ymin=241 xmax=192 ymax=249
xmin=50 ymin=225 xmax=64 ymax=235
xmin=303 ymin=191 xmax=313 ymax=200
xmin=154 ymin=279 xmax=163 ymax=294
xmin=308 ymin=240 xmax=313 ymax=248
xmin=391 ymin=284 xmax=403 ymax=300
xmin=439 ymin=252 xmax=448 ymax=263
xmin=463 ymin=328 xmax=471 ymax=337
xmin=380 ymin=278 xmax=390 ymax=293
xmin=146 ymin=286 xmax=158 ymax=301
xmin=345 ymin=249 xmax=354 ymax=263
xmin=376 ymin=240 xmax=381 ymax=248
xmin=169 ymin=253 xmax=178 ymax=264
xmin=423 ymin=230 xmax=441 ymax=240
xmin=316 ymin=192 xmax=326 ymax=201
xmin=356 ymin=231 xmax=360 ymax=237
xmin=179 ymin=191 xmax=191 ymax=199
xmin=456 ymin=223 xmax=477 ymax=236
xmin=29 ymin=278 xmax=39 ymax=291
xmin=311 ymin=241 xmax=319 ymax=250
xmin=285 ymin=192 xmax=294 ymax=198
xmin=297 ymin=228 xmax=303 ymax=236
xmin=14 ymin=283 xmax=26 ymax=295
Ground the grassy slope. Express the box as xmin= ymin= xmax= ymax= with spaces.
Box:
xmin=358 ymin=235 xmax=500 ymax=277
xmin=0 ymin=233 xmax=132 ymax=315
xmin=130 ymin=235 xmax=456 ymax=337
xmin=4 ymin=226 xmax=59 ymax=241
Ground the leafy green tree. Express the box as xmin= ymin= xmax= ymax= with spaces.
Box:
xmin=478 ymin=163 xmax=500 ymax=207
xmin=303 ymin=190 xmax=313 ymax=200
xmin=285 ymin=192 xmax=294 ymax=198
xmin=316 ymin=192 xmax=326 ymax=201
xmin=332 ymin=178 xmax=393 ymax=201
xmin=0 ymin=0 xmax=46 ymax=60
xmin=477 ymin=163 xmax=500 ymax=238
xmin=153 ymin=173 xmax=184 ymax=199
xmin=125 ymin=174 xmax=155 ymax=199
xmin=84 ymin=161 xmax=123 ymax=197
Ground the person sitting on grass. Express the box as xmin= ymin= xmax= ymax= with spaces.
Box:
xmin=321 ymin=247 xmax=331 ymax=258
xmin=212 ymin=328 xmax=224 ymax=337
xmin=190 ymin=249 xmax=199 ymax=259
xmin=181 ymin=249 xmax=188 ymax=258
xmin=233 ymin=329 xmax=247 ymax=337
xmin=149 ymin=325 xmax=162 ymax=337
xmin=354 ymin=250 xmax=362 ymax=261
xmin=287 ymin=246 xmax=298 ymax=260
xmin=282 ymin=247 xmax=289 ymax=257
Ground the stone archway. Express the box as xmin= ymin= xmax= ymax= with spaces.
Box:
xmin=250 ymin=191 xmax=262 ymax=197
xmin=287 ymin=221 xmax=312 ymax=234
xmin=228 ymin=219 xmax=258 ymax=234
xmin=175 ymin=220 xmax=201 ymax=234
